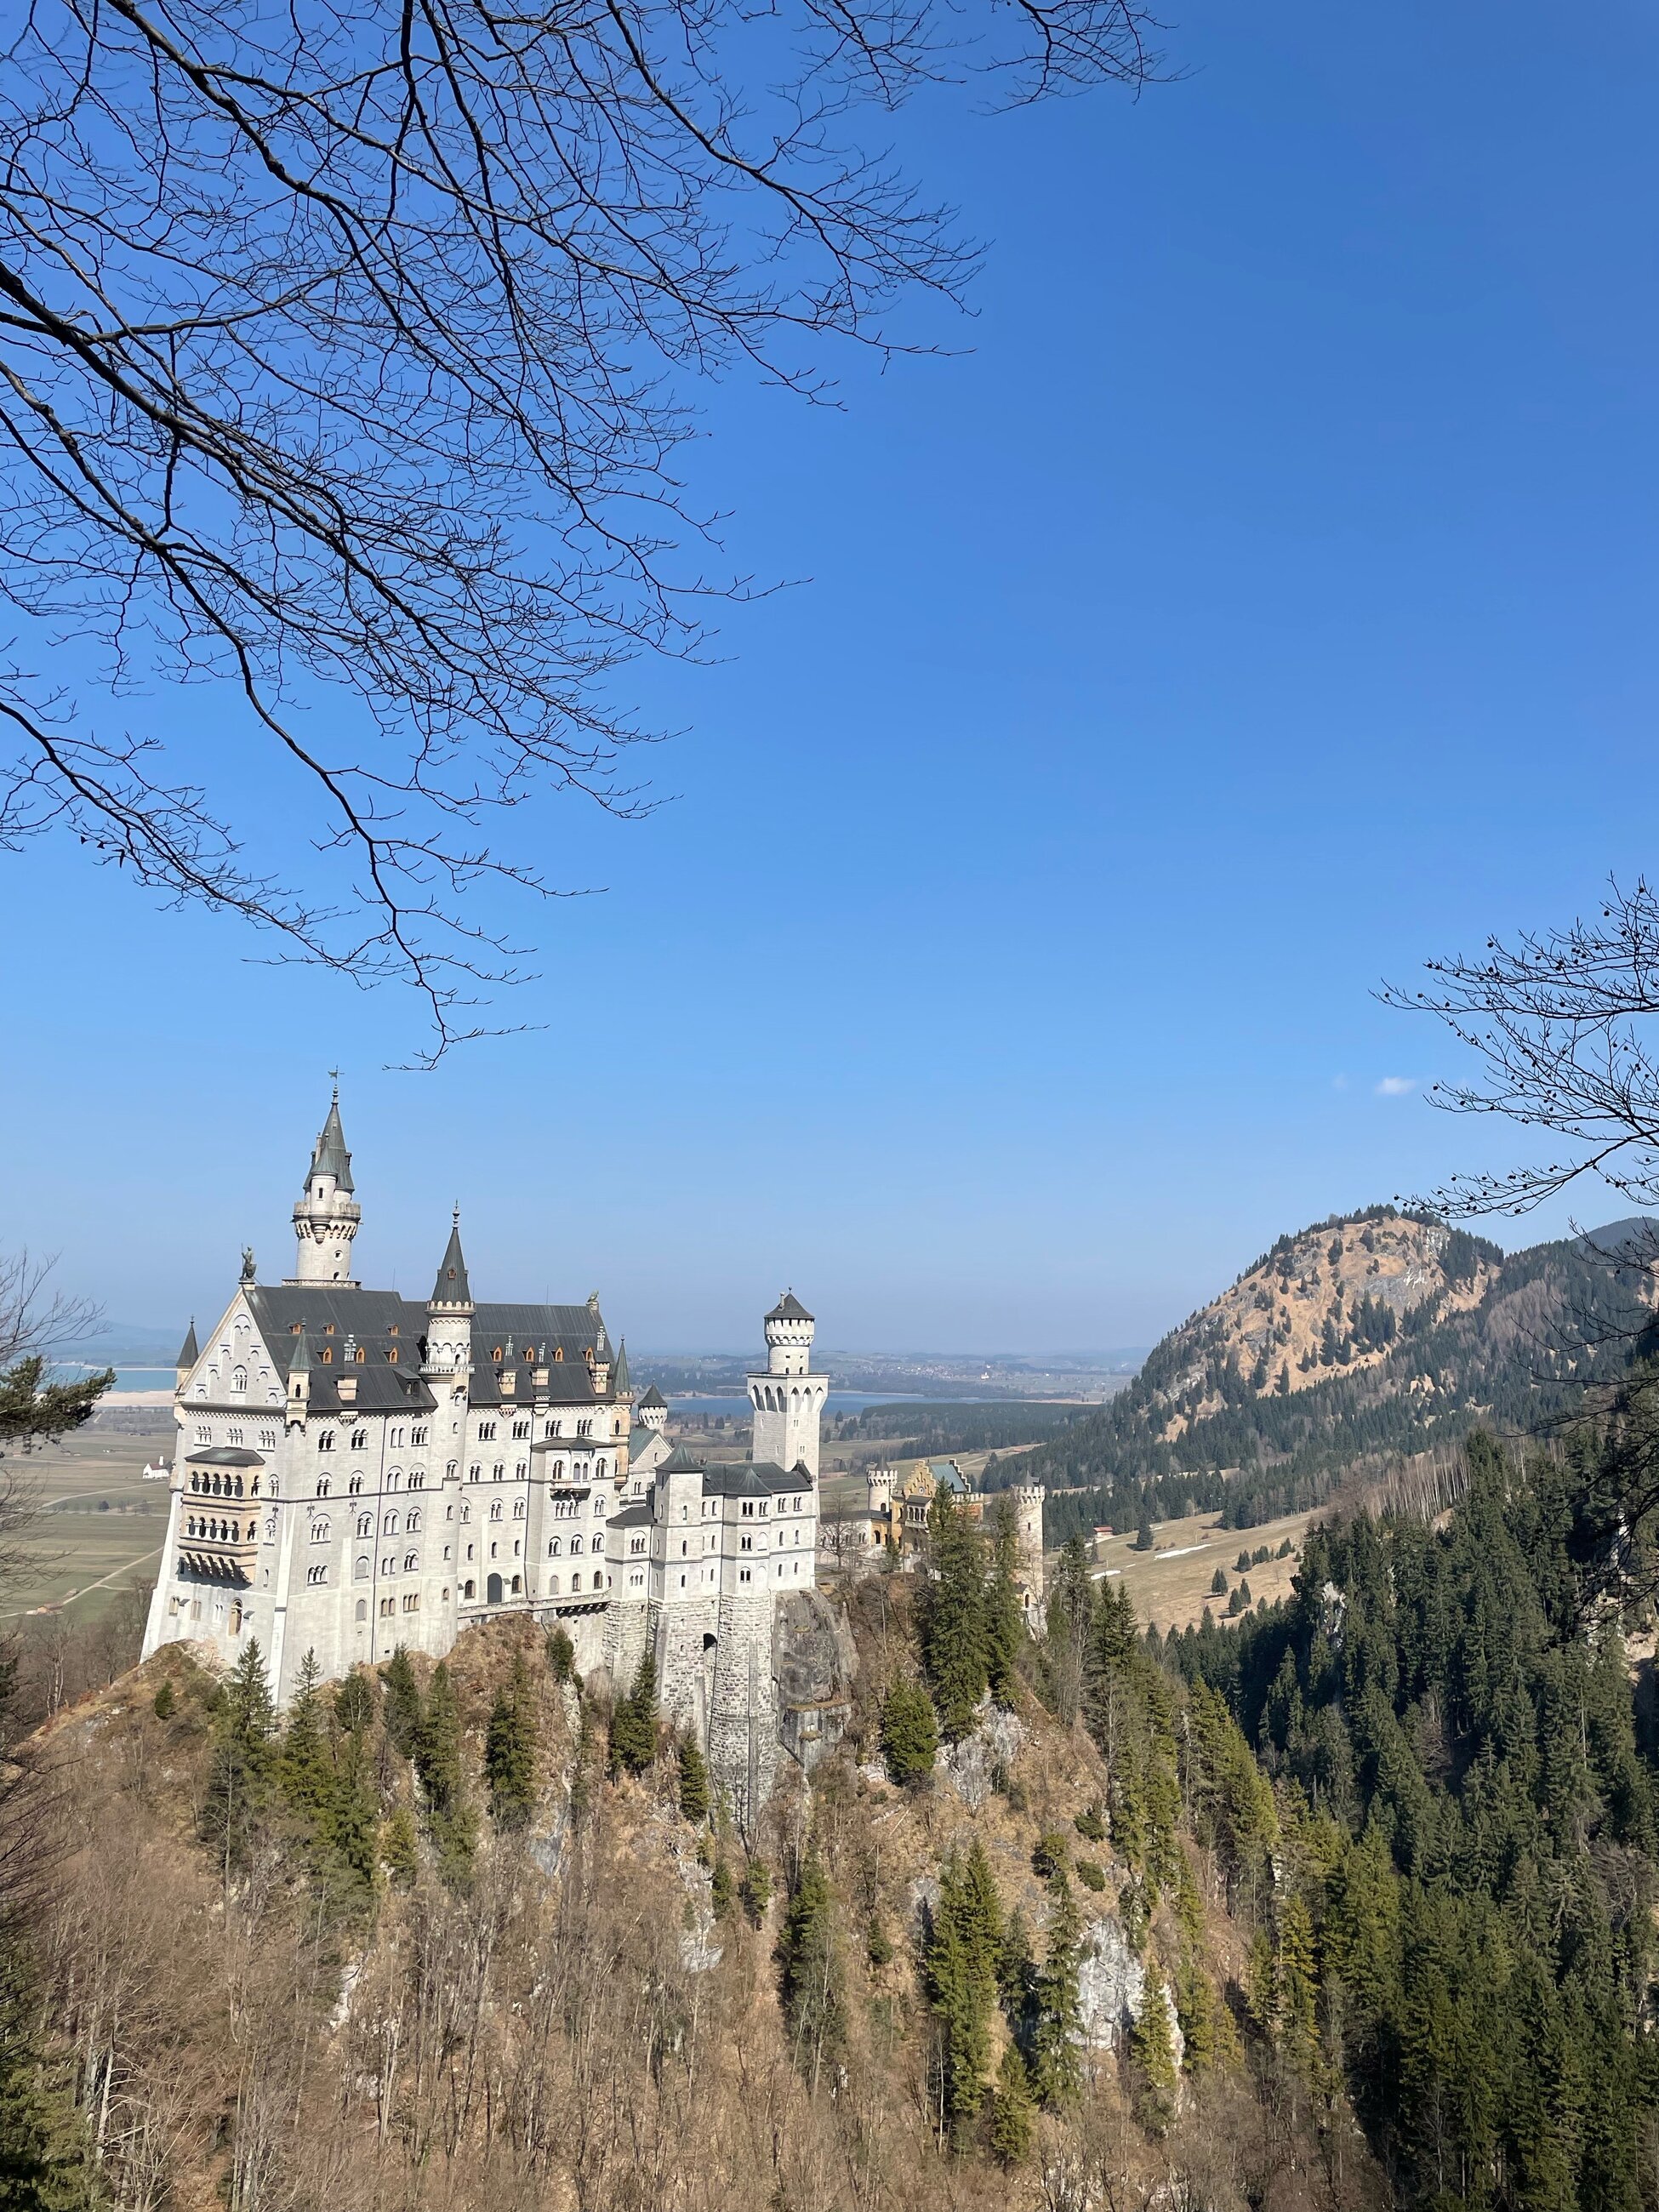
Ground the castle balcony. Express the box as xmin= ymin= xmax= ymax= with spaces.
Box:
xmin=178 ymin=1498 xmax=261 ymax=1583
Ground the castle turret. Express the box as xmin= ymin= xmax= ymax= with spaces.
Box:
xmin=175 ymin=1318 xmax=198 ymax=1393
xmin=287 ymin=1087 xmax=362 ymax=1286
xmin=747 ymin=1292 xmax=827 ymax=1480
xmin=424 ymin=1210 xmax=474 ymax=1377
xmin=1013 ymin=1482 xmax=1046 ymax=1614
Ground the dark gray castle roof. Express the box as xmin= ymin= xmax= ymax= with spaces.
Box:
xmin=637 ymin=1383 xmax=667 ymax=1410
xmin=612 ymin=1340 xmax=630 ymax=1396
xmin=309 ymin=1093 xmax=354 ymax=1192
xmin=701 ymin=1458 xmax=812 ymax=1498
xmin=176 ymin=1319 xmax=198 ymax=1367
xmin=766 ymin=1291 xmax=813 ymax=1323
xmin=430 ymin=1214 xmax=470 ymax=1306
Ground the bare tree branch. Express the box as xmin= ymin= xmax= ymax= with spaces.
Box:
xmin=0 ymin=0 xmax=1161 ymax=1059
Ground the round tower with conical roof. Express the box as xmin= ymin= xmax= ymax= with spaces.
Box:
xmin=747 ymin=1292 xmax=827 ymax=1479
xmin=288 ymin=1086 xmax=362 ymax=1285
xmin=424 ymin=1209 xmax=474 ymax=1376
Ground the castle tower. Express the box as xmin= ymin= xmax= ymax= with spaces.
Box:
xmin=174 ymin=1319 xmax=198 ymax=1392
xmin=747 ymin=1292 xmax=827 ymax=1479
xmin=637 ymin=1383 xmax=669 ymax=1434
xmin=424 ymin=1211 xmax=474 ymax=1376
xmin=1014 ymin=1482 xmax=1046 ymax=1614
xmin=287 ymin=1087 xmax=362 ymax=1286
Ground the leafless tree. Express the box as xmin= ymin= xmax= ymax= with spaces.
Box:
xmin=1382 ymin=877 xmax=1659 ymax=1247
xmin=0 ymin=0 xmax=1160 ymax=1059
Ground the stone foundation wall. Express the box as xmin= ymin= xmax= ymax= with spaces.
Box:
xmin=602 ymin=1594 xmax=651 ymax=1690
xmin=706 ymin=1588 xmax=781 ymax=1838
xmin=657 ymin=1595 xmax=722 ymax=1733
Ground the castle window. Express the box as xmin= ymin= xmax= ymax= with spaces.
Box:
xmin=382 ymin=1555 xmax=394 ymax=1575
xmin=379 ymin=1596 xmax=395 ymax=1618
xmin=570 ymin=1572 xmax=581 ymax=1592
xmin=403 ymin=1551 xmax=418 ymax=1572
xmin=316 ymin=1478 xmax=332 ymax=1499
xmin=311 ymin=1516 xmax=331 ymax=1541
xmin=383 ymin=1510 xmax=399 ymax=1536
xmin=546 ymin=1420 xmax=562 ymax=1439
xmin=387 ymin=1325 xmax=399 ymax=1337
xmin=548 ymin=1574 xmax=560 ymax=1593
xmin=591 ymin=1533 xmax=602 ymax=1555
xmin=512 ymin=1499 xmax=526 ymax=1520
xmin=407 ymin=1508 xmax=422 ymax=1533
xmin=510 ymin=1575 xmax=522 ymax=1594
xmin=460 ymin=1504 xmax=471 ymax=1525
xmin=550 ymin=1460 xmax=565 ymax=1480
xmin=512 ymin=1419 xmax=529 ymax=1440
xmin=630 ymin=1572 xmax=643 ymax=1590
xmin=259 ymin=1430 xmax=276 ymax=1450
xmin=477 ymin=1421 xmax=496 ymax=1441
xmin=408 ymin=1471 xmax=425 ymax=1490
xmin=317 ymin=1431 xmax=335 ymax=1453
xmin=412 ymin=1427 xmax=428 ymax=1446
xmin=291 ymin=1322 xmax=302 ymax=1334
xmin=595 ymin=1458 xmax=607 ymax=1480
xmin=357 ymin=1513 xmax=373 ymax=1537
xmin=741 ymin=1536 xmax=753 ymax=1552
xmin=356 ymin=1345 xmax=367 ymax=1363
xmin=515 ymin=1461 xmax=527 ymax=1480
xmin=739 ymin=1570 xmax=751 ymax=1583
xmin=577 ymin=1419 xmax=592 ymax=1440
xmin=553 ymin=1346 xmax=563 ymax=1361
xmin=386 ymin=1468 xmax=402 ymax=1491
xmin=387 ymin=1348 xmax=398 ymax=1363
xmin=355 ymin=1554 xmax=370 ymax=1579
xmin=348 ymin=1474 xmax=362 ymax=1495
xmin=489 ymin=1500 xmax=503 ymax=1523
xmin=630 ymin=1536 xmax=645 ymax=1556
xmin=324 ymin=1323 xmax=335 ymax=1335
xmin=463 ymin=1579 xmax=476 ymax=1599
xmin=350 ymin=1429 xmax=367 ymax=1452
xmin=356 ymin=1599 xmax=368 ymax=1622
xmin=548 ymin=1539 xmax=560 ymax=1558
xmin=569 ymin=1533 xmax=583 ymax=1554
xmin=389 ymin=1427 xmax=405 ymax=1448
xmin=402 ymin=1590 xmax=419 ymax=1611
xmin=469 ymin=1463 xmax=481 ymax=1481
xmin=308 ymin=1564 xmax=328 ymax=1585
xmin=321 ymin=1347 xmax=333 ymax=1364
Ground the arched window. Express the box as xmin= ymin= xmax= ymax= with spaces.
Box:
xmin=383 ymin=1510 xmax=400 ymax=1536
xmin=356 ymin=1513 xmax=373 ymax=1537
xmin=548 ymin=1538 xmax=560 ymax=1558
xmin=355 ymin=1555 xmax=370 ymax=1581
xmin=488 ymin=1499 xmax=503 ymax=1522
xmin=403 ymin=1550 xmax=419 ymax=1572
xmin=311 ymin=1517 xmax=331 ymax=1542
xmin=316 ymin=1477 xmax=331 ymax=1498
xmin=406 ymin=1508 xmax=422 ymax=1533
xmin=463 ymin=1578 xmax=476 ymax=1599
xmin=386 ymin=1468 xmax=402 ymax=1491
xmin=307 ymin=1563 xmax=328 ymax=1585
xmin=570 ymin=1572 xmax=582 ymax=1593
xmin=348 ymin=1474 xmax=362 ymax=1495
xmin=316 ymin=1431 xmax=335 ymax=1453
xmin=350 ymin=1428 xmax=368 ymax=1452
xmin=512 ymin=1498 xmax=526 ymax=1520
xmin=356 ymin=1598 xmax=368 ymax=1622
xmin=510 ymin=1575 xmax=522 ymax=1594
xmin=570 ymin=1533 xmax=584 ymax=1555
xmin=231 ymin=1366 xmax=247 ymax=1394
xmin=547 ymin=1573 xmax=560 ymax=1594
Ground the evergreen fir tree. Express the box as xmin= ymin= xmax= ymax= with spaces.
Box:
xmin=989 ymin=2044 xmax=1036 ymax=2166
xmin=482 ymin=1654 xmax=538 ymax=1828
xmin=381 ymin=1645 xmax=423 ymax=1759
xmin=984 ymin=1497 xmax=1025 ymax=1707
xmin=926 ymin=1841 xmax=1003 ymax=2141
xmin=280 ymin=1649 xmax=336 ymax=1827
xmin=880 ymin=1678 xmax=938 ymax=1786
xmin=382 ymin=1803 xmax=419 ymax=1885
xmin=777 ymin=1851 xmax=845 ymax=2087
xmin=608 ymin=1648 xmax=658 ymax=1776
xmin=334 ymin=1670 xmax=375 ymax=1736
xmin=1029 ymin=1874 xmax=1084 ymax=2107
xmin=920 ymin=1490 xmax=990 ymax=1738
xmin=415 ymin=1661 xmax=463 ymax=1816
xmin=199 ymin=1637 xmax=277 ymax=1872
xmin=151 ymin=1679 xmax=174 ymax=1720
xmin=1130 ymin=1980 xmax=1179 ymax=2133
xmin=678 ymin=1736 xmax=710 ymax=1824
xmin=545 ymin=1626 xmax=576 ymax=1683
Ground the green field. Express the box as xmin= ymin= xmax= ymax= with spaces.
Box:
xmin=3 ymin=1427 xmax=171 ymax=1623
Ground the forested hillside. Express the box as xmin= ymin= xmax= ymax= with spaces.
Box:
xmin=1032 ymin=1209 xmax=1656 ymax=1540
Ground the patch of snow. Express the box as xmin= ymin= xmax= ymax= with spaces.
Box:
xmin=1155 ymin=1543 xmax=1212 ymax=1559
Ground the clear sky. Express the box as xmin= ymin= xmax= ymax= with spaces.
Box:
xmin=3 ymin=0 xmax=1656 ymax=1354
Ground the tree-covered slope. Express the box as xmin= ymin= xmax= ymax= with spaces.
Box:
xmin=1030 ymin=1208 xmax=1657 ymax=1537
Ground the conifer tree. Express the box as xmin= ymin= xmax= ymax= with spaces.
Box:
xmin=1130 ymin=1980 xmax=1179 ymax=2134
xmin=1029 ymin=1873 xmax=1084 ymax=2108
xmin=151 ymin=1679 xmax=174 ymax=1720
xmin=200 ymin=1637 xmax=278 ymax=1872
xmin=989 ymin=2044 xmax=1036 ymax=2166
xmin=678 ymin=1736 xmax=710 ymax=1824
xmin=880 ymin=1678 xmax=938 ymax=1786
xmin=926 ymin=1841 xmax=1003 ymax=2141
xmin=609 ymin=1649 xmax=658 ymax=1776
xmin=280 ymin=1649 xmax=336 ymax=1827
xmin=381 ymin=1646 xmax=423 ymax=1759
xmin=777 ymin=1853 xmax=844 ymax=2088
xmin=328 ymin=1729 xmax=380 ymax=1896
xmin=334 ymin=1670 xmax=375 ymax=1736
xmin=984 ymin=1497 xmax=1025 ymax=1706
xmin=920 ymin=1490 xmax=989 ymax=1738
xmin=483 ymin=1656 xmax=539 ymax=1827
xmin=415 ymin=1661 xmax=463 ymax=1816
xmin=382 ymin=1803 xmax=419 ymax=1885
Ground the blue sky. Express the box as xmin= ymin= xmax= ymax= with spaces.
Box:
xmin=3 ymin=0 xmax=1656 ymax=1353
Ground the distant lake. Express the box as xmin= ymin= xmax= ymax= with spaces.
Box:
xmin=670 ymin=1391 xmax=939 ymax=1420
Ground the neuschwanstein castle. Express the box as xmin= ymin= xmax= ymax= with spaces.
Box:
xmin=142 ymin=1095 xmax=851 ymax=1821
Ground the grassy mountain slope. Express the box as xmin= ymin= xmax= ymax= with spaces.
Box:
xmin=1032 ymin=1206 xmax=1657 ymax=1539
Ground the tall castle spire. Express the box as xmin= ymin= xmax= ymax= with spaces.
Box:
xmin=424 ymin=1207 xmax=474 ymax=1376
xmin=286 ymin=1084 xmax=362 ymax=1286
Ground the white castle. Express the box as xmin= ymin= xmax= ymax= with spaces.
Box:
xmin=142 ymin=1095 xmax=849 ymax=1823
